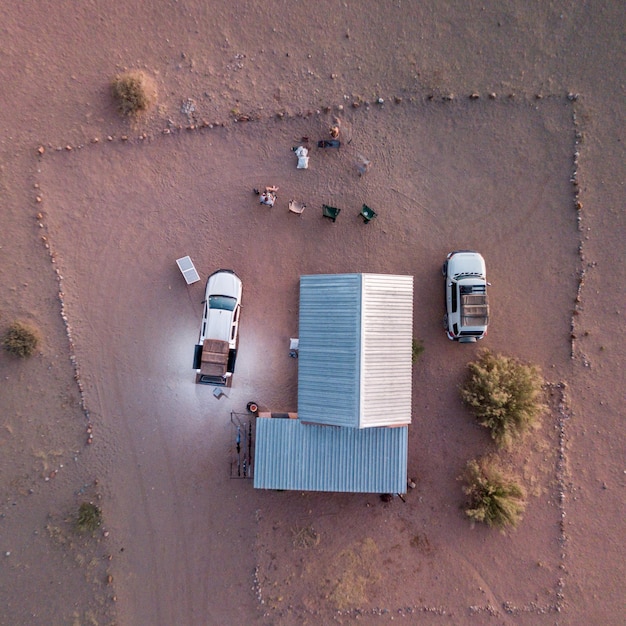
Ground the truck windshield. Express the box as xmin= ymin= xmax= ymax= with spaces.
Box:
xmin=455 ymin=273 xmax=482 ymax=280
xmin=209 ymin=295 xmax=237 ymax=311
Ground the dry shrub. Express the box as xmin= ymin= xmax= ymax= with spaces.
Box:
xmin=462 ymin=457 xmax=526 ymax=529
xmin=412 ymin=338 xmax=425 ymax=363
xmin=76 ymin=502 xmax=102 ymax=533
xmin=291 ymin=526 xmax=320 ymax=549
xmin=461 ymin=350 xmax=545 ymax=448
xmin=111 ymin=70 xmax=157 ymax=116
xmin=3 ymin=320 xmax=40 ymax=357
xmin=324 ymin=537 xmax=380 ymax=610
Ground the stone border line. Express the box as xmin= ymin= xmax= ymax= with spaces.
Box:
xmin=33 ymin=90 xmax=583 ymax=622
xmin=569 ymin=101 xmax=595 ymax=369
xmin=34 ymin=90 xmax=581 ymax=151
xmin=34 ymin=214 xmax=94 ymax=446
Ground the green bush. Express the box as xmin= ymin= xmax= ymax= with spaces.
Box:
xmin=461 ymin=350 xmax=544 ymax=448
xmin=3 ymin=321 xmax=40 ymax=357
xmin=76 ymin=502 xmax=102 ymax=533
xmin=462 ymin=458 xmax=526 ymax=529
xmin=111 ymin=70 xmax=157 ymax=116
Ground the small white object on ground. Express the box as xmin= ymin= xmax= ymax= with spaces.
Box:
xmin=356 ymin=153 xmax=371 ymax=176
xmin=295 ymin=146 xmax=309 ymax=169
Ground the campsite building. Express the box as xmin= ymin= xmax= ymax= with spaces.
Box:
xmin=253 ymin=273 xmax=414 ymax=494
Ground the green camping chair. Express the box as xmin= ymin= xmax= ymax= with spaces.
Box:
xmin=322 ymin=204 xmax=341 ymax=222
xmin=360 ymin=204 xmax=377 ymax=223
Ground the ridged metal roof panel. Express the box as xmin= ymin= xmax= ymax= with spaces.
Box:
xmin=360 ymin=274 xmax=413 ymax=427
xmin=253 ymin=418 xmax=408 ymax=493
xmin=297 ymin=274 xmax=361 ymax=428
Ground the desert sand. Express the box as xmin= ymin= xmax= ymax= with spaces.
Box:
xmin=0 ymin=2 xmax=624 ymax=625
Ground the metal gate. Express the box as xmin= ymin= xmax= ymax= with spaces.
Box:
xmin=230 ymin=412 xmax=254 ymax=479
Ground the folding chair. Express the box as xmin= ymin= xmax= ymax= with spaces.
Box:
xmin=289 ymin=338 xmax=299 ymax=358
xmin=288 ymin=200 xmax=306 ymax=215
xmin=322 ymin=204 xmax=341 ymax=222
xmin=360 ymin=204 xmax=377 ymax=224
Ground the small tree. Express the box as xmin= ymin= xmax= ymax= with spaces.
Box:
xmin=3 ymin=321 xmax=40 ymax=357
xmin=461 ymin=350 xmax=544 ymax=448
xmin=462 ymin=458 xmax=526 ymax=529
xmin=111 ymin=70 xmax=157 ymax=117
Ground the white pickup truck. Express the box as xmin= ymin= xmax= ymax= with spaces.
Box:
xmin=193 ymin=270 xmax=242 ymax=385
xmin=442 ymin=251 xmax=490 ymax=343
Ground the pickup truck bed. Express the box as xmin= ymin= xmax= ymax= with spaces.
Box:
xmin=199 ymin=339 xmax=229 ymax=377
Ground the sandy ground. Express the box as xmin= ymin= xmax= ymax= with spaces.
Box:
xmin=0 ymin=2 xmax=624 ymax=625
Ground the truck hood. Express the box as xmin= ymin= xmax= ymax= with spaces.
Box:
xmin=448 ymin=252 xmax=486 ymax=279
xmin=205 ymin=270 xmax=242 ymax=301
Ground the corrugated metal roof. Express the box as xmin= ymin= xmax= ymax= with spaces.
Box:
xmin=253 ymin=418 xmax=408 ymax=493
xmin=298 ymin=274 xmax=361 ymax=427
xmin=360 ymin=274 xmax=413 ymax=427
xmin=298 ymin=273 xmax=413 ymax=428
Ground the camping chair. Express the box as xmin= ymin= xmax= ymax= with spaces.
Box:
xmin=289 ymin=338 xmax=299 ymax=358
xmin=288 ymin=200 xmax=306 ymax=215
xmin=360 ymin=204 xmax=377 ymax=224
xmin=318 ymin=140 xmax=341 ymax=149
xmin=322 ymin=204 xmax=341 ymax=222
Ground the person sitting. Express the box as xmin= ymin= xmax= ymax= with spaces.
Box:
xmin=259 ymin=185 xmax=278 ymax=207
xmin=294 ymin=146 xmax=309 ymax=169
xmin=260 ymin=192 xmax=275 ymax=206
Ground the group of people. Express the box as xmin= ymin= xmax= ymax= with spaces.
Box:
xmin=254 ymin=118 xmax=347 ymax=209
